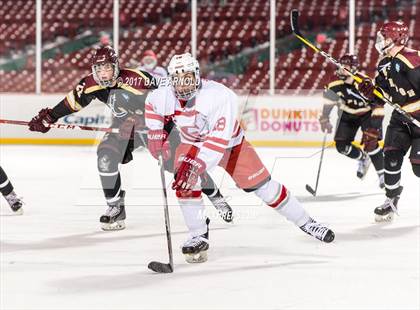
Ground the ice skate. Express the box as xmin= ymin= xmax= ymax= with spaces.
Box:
xmin=357 ymin=152 xmax=371 ymax=179
xmin=374 ymin=186 xmax=402 ymax=223
xmin=208 ymin=193 xmax=233 ymax=223
xmin=182 ymin=218 xmax=210 ymax=263
xmin=4 ymin=192 xmax=24 ymax=215
xmin=300 ymin=218 xmax=335 ymax=243
xmin=100 ymin=191 xmax=126 ymax=231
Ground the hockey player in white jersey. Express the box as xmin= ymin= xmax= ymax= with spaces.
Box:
xmin=145 ymin=53 xmax=335 ymax=263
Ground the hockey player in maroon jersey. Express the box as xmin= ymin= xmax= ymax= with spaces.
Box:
xmin=28 ymin=46 xmax=232 ymax=230
xmin=358 ymin=21 xmax=420 ymax=222
xmin=320 ymin=54 xmax=385 ymax=188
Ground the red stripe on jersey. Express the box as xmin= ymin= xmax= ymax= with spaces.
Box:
xmin=203 ymin=142 xmax=225 ymax=153
xmin=176 ymin=190 xmax=202 ymax=199
xmin=174 ymin=110 xmax=197 ymax=117
xmin=145 ymin=113 xmax=164 ymax=122
xmin=145 ymin=104 xmax=154 ymax=112
xmin=180 ymin=131 xmax=200 ymax=142
xmin=269 ymin=185 xmax=288 ymax=208
xmin=207 ymin=136 xmax=229 ymax=145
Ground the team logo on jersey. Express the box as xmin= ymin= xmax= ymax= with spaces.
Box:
xmin=346 ymin=88 xmax=366 ymax=102
xmin=106 ymin=93 xmax=128 ymax=118
xmin=379 ymin=62 xmax=391 ymax=74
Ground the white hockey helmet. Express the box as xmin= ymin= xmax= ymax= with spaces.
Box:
xmin=167 ymin=53 xmax=200 ymax=100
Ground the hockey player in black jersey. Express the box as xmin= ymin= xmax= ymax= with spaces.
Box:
xmin=358 ymin=21 xmax=420 ymax=222
xmin=28 ymin=45 xmax=232 ymax=230
xmin=0 ymin=166 xmax=24 ymax=214
xmin=319 ymin=54 xmax=385 ymax=187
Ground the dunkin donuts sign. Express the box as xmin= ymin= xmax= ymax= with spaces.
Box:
xmin=242 ymin=95 xmax=337 ymax=145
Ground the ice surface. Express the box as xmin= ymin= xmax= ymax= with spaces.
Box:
xmin=1 ymin=145 xmax=419 ymax=310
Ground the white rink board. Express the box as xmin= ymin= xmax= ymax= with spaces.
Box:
xmin=0 ymin=94 xmax=393 ymax=146
xmin=0 ymin=94 xmax=111 ymax=142
xmin=0 ymin=145 xmax=419 ymax=310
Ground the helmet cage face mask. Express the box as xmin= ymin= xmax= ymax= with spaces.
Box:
xmin=375 ymin=21 xmax=409 ymax=56
xmin=168 ymin=54 xmax=201 ymax=101
xmin=91 ymin=46 xmax=120 ymax=87
xmin=375 ymin=31 xmax=394 ymax=56
xmin=170 ymin=69 xmax=200 ymax=101
xmin=92 ymin=62 xmax=119 ymax=88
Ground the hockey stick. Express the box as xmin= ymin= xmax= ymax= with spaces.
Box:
xmin=0 ymin=118 xmax=147 ymax=134
xmin=147 ymin=155 xmax=174 ymax=273
xmin=290 ymin=9 xmax=420 ymax=128
xmin=305 ymin=133 xmax=328 ymax=196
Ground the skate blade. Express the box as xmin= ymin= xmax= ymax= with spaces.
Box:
xmin=184 ymin=251 xmax=208 ymax=263
xmin=101 ymin=220 xmax=125 ymax=231
xmin=375 ymin=213 xmax=394 ymax=223
xmin=357 ymin=171 xmax=369 ymax=180
xmin=7 ymin=208 xmax=24 ymax=216
xmin=13 ymin=208 xmax=24 ymax=215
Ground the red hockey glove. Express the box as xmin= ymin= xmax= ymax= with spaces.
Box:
xmin=28 ymin=108 xmax=57 ymax=133
xmin=172 ymin=155 xmax=206 ymax=191
xmin=362 ymin=128 xmax=381 ymax=152
xmin=147 ymin=129 xmax=171 ymax=161
xmin=319 ymin=116 xmax=333 ymax=134
xmin=119 ymin=115 xmax=144 ymax=140
xmin=358 ymin=78 xmax=376 ymax=101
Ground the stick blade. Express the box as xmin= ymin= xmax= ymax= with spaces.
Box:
xmin=148 ymin=261 xmax=173 ymax=273
xmin=305 ymin=184 xmax=317 ymax=196
xmin=290 ymin=9 xmax=300 ymax=34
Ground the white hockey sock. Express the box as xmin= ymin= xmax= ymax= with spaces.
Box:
xmin=178 ymin=192 xmax=207 ymax=238
xmin=254 ymin=179 xmax=310 ymax=227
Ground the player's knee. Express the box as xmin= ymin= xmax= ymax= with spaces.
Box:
xmin=243 ymin=176 xmax=271 ymax=193
xmin=97 ymin=149 xmax=119 ymax=173
xmin=364 ymin=140 xmax=380 ymax=153
xmin=176 ymin=190 xmax=202 ymax=199
xmin=412 ymin=164 xmax=420 ymax=177
xmin=384 ymin=150 xmax=404 ymax=171
xmin=335 ymin=140 xmax=351 ymax=155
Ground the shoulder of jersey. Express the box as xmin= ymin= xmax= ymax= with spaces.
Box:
xmin=199 ymin=80 xmax=236 ymax=110
xmin=201 ymin=79 xmax=231 ymax=92
xmin=355 ymin=72 xmax=369 ymax=79
xmin=377 ymin=55 xmax=391 ymax=66
xmin=120 ymin=68 xmax=152 ymax=81
xmin=325 ymin=79 xmax=345 ymax=90
xmin=146 ymin=83 xmax=170 ymax=101
xmin=82 ymin=73 xmax=104 ymax=94
xmin=395 ymin=48 xmax=420 ymax=69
